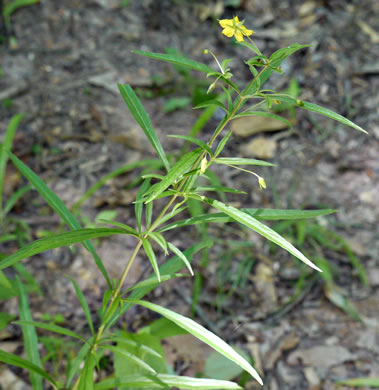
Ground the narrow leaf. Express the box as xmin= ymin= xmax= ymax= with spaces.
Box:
xmin=144 ymin=149 xmax=202 ymax=203
xmin=13 ymin=320 xmax=86 ymax=342
xmin=168 ymin=135 xmax=212 ymax=155
xmin=78 ymin=353 xmax=95 ymax=390
xmin=118 ymin=84 xmax=170 ymax=171
xmin=16 ymin=277 xmax=43 ymax=390
xmin=193 ymin=99 xmax=228 ymax=113
xmin=98 ymin=219 xmax=138 ymax=236
xmin=158 ymin=208 xmax=337 ymax=232
xmin=95 ymin=374 xmax=242 ymax=389
xmin=126 ymin=300 xmax=263 ymax=385
xmin=66 ymin=341 xmax=91 ymax=388
xmin=8 ymin=152 xmax=112 ymax=287
xmin=167 ymin=242 xmax=194 ymax=276
xmin=203 ymin=198 xmax=322 ymax=272
xmin=0 ymin=228 xmax=125 ymax=270
xmin=134 ymin=50 xmax=215 ymax=74
xmin=148 ymin=232 xmax=168 ymax=254
xmin=136 ymin=178 xmax=151 ymax=232
xmin=0 ymin=350 xmax=57 ymax=387
xmin=214 ymin=157 xmax=275 ymax=167
xmin=214 ymin=130 xmax=232 ymax=158
xmin=266 ymin=94 xmax=367 ymax=133
xmin=66 ymin=275 xmax=95 ymax=336
xmin=142 ymin=238 xmax=161 ymax=282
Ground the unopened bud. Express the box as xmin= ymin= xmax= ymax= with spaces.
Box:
xmin=258 ymin=176 xmax=266 ymax=189
xmin=200 ymin=157 xmax=208 ymax=175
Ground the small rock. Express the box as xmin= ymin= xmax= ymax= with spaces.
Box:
xmin=0 ymin=369 xmax=30 ymax=390
xmin=242 ymin=137 xmax=277 ymax=159
xmin=287 ymin=345 xmax=355 ymax=369
xmin=232 ymin=116 xmax=288 ymax=137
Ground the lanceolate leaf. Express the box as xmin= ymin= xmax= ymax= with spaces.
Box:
xmin=214 ymin=157 xmax=275 ymax=167
xmin=265 ymin=94 xmax=367 ymax=133
xmin=13 ymin=320 xmax=87 ymax=343
xmin=0 ymin=228 xmax=125 ymax=270
xmin=134 ymin=50 xmax=215 ymax=74
xmin=144 ymin=149 xmax=202 ymax=203
xmin=118 ymin=84 xmax=170 ymax=171
xmin=126 ymin=300 xmax=263 ymax=385
xmin=142 ymin=238 xmax=161 ymax=282
xmin=0 ymin=350 xmax=57 ymax=388
xmin=202 ymin=198 xmax=322 ymax=272
xmin=167 ymin=242 xmax=194 ymax=276
xmin=8 ymin=152 xmax=112 ymax=288
xmin=168 ymin=135 xmax=212 ymax=155
xmin=158 ymin=208 xmax=337 ymax=232
xmin=16 ymin=277 xmax=43 ymax=390
xmin=95 ymin=374 xmax=242 ymax=389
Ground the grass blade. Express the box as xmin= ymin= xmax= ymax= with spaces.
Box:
xmin=13 ymin=320 xmax=87 ymax=342
xmin=0 ymin=350 xmax=57 ymax=388
xmin=0 ymin=228 xmax=125 ymax=270
xmin=0 ymin=113 xmax=24 ymax=216
xmin=16 ymin=276 xmax=43 ymax=390
xmin=8 ymin=152 xmax=112 ymax=287
xmin=126 ymin=300 xmax=263 ymax=385
xmin=214 ymin=157 xmax=275 ymax=167
xmin=66 ymin=275 xmax=95 ymax=336
xmin=118 ymin=84 xmax=170 ymax=171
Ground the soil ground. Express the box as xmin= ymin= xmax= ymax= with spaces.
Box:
xmin=0 ymin=1 xmax=378 ymax=389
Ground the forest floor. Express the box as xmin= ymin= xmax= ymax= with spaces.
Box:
xmin=1 ymin=0 xmax=378 ymax=389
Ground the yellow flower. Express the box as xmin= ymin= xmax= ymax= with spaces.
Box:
xmin=258 ymin=176 xmax=266 ymax=190
xmin=218 ymin=16 xmax=254 ymax=42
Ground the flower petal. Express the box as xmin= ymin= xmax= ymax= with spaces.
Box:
xmin=235 ymin=30 xmax=244 ymax=42
xmin=219 ymin=18 xmax=233 ymax=28
xmin=222 ymin=27 xmax=235 ymax=38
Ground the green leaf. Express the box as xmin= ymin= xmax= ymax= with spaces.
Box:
xmin=66 ymin=341 xmax=92 ymax=388
xmin=0 ymin=270 xmax=17 ymax=299
xmin=0 ymin=312 xmax=16 ymax=330
xmin=3 ymin=184 xmax=33 ymax=217
xmin=0 ymin=349 xmax=57 ymax=387
xmin=136 ymin=178 xmax=151 ymax=233
xmin=118 ymin=84 xmax=170 ymax=171
xmin=0 ymin=228 xmax=125 ymax=270
xmin=72 ymin=159 xmax=161 ymax=210
xmin=97 ymin=220 xmax=138 ymax=236
xmin=102 ymin=344 xmax=157 ymax=374
xmin=78 ymin=353 xmax=95 ymax=390
xmin=234 ymin=110 xmax=292 ymax=129
xmin=66 ymin=275 xmax=95 ymax=336
xmin=142 ymin=238 xmax=161 ymax=282
xmin=95 ymin=374 xmax=242 ymax=389
xmin=168 ymin=135 xmax=212 ymax=155
xmin=16 ymin=277 xmax=43 ymax=390
xmin=125 ymin=300 xmax=263 ymax=385
xmin=0 ymin=113 xmax=24 ymax=216
xmin=214 ymin=130 xmax=232 ymax=158
xmin=148 ymin=232 xmax=168 ymax=254
xmin=110 ymin=336 xmax=163 ymax=359
xmin=144 ymin=149 xmax=202 ymax=203
xmin=134 ymin=50 xmax=215 ymax=74
xmin=214 ymin=157 xmax=275 ymax=167
xmin=238 ymin=40 xmax=262 ymax=56
xmin=3 ymin=0 xmax=40 ymax=23
xmin=167 ymin=242 xmax=194 ymax=276
xmin=139 ymin=317 xmax=188 ymax=339
xmin=265 ymin=94 xmax=367 ymax=133
xmin=158 ymin=208 xmax=337 ymax=232
xmin=8 ymin=152 xmax=112 ymax=288
xmin=337 ymin=377 xmax=379 ymax=387
xmin=202 ymin=198 xmax=322 ymax=272
xmin=13 ymin=320 xmax=87 ymax=342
